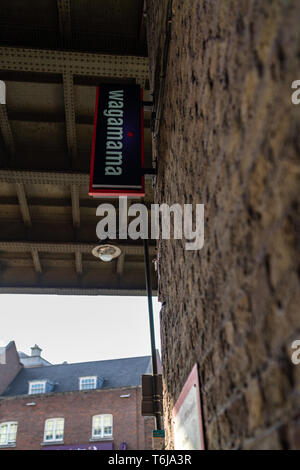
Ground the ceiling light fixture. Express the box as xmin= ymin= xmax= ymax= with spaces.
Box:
xmin=92 ymin=244 xmax=122 ymax=263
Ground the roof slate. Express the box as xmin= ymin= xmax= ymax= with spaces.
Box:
xmin=1 ymin=355 xmax=152 ymax=397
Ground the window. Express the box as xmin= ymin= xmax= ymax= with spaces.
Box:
xmin=92 ymin=415 xmax=113 ymax=439
xmin=0 ymin=422 xmax=18 ymax=446
xmin=43 ymin=418 xmax=64 ymax=442
xmin=79 ymin=376 xmax=97 ymax=390
xmin=29 ymin=381 xmax=46 ymax=395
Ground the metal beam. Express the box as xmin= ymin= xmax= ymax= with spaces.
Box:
xmin=8 ymin=112 xmax=87 ymax=124
xmin=0 ymin=47 xmax=149 ymax=85
xmin=63 ymin=70 xmax=77 ymax=160
xmin=7 ymin=112 xmax=151 ymax=128
xmin=70 ymin=184 xmax=80 ymax=228
xmin=0 ymin=241 xmax=156 ymax=257
xmin=0 ymin=287 xmax=149 ymax=296
xmin=57 ymin=0 xmax=72 ymax=48
xmin=15 ymin=183 xmax=31 ymax=226
xmin=0 ymin=169 xmax=89 ymax=185
xmin=75 ymin=250 xmax=82 ymax=274
xmin=0 ymin=170 xmax=154 ymax=194
xmin=0 ymin=196 xmax=95 ymax=208
xmin=0 ymin=71 xmax=135 ymax=86
xmin=31 ymin=248 xmax=42 ymax=273
xmin=0 ymin=104 xmax=15 ymax=157
xmin=0 ymin=257 xmax=145 ymax=270
xmin=139 ymin=0 xmax=147 ymax=49
xmin=117 ymin=253 xmax=125 ymax=276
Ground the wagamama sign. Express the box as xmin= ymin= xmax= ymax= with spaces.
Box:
xmin=89 ymin=84 xmax=144 ymax=197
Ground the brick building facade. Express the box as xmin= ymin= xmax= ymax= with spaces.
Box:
xmin=146 ymin=0 xmax=300 ymax=450
xmin=0 ymin=342 xmax=22 ymax=396
xmin=0 ymin=345 xmax=155 ymax=450
xmin=0 ymin=387 xmax=153 ymax=451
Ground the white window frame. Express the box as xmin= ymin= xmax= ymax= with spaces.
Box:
xmin=43 ymin=418 xmax=65 ymax=443
xmin=79 ymin=376 xmax=97 ymax=390
xmin=28 ymin=380 xmax=47 ymax=395
xmin=92 ymin=414 xmax=113 ymax=440
xmin=0 ymin=422 xmax=18 ymax=446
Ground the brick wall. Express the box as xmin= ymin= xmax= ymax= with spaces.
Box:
xmin=0 ymin=387 xmax=155 ymax=450
xmin=0 ymin=342 xmax=22 ymax=395
xmin=146 ymin=0 xmax=300 ymax=449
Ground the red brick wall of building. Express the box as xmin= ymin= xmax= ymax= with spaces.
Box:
xmin=0 ymin=386 xmax=155 ymax=450
xmin=0 ymin=342 xmax=22 ymax=396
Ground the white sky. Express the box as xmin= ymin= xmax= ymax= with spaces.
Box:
xmin=0 ymin=295 xmax=161 ymax=365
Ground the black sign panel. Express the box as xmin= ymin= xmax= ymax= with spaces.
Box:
xmin=89 ymin=84 xmax=144 ymax=197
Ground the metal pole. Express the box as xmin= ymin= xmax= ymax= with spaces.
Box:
xmin=143 ymin=238 xmax=162 ymax=430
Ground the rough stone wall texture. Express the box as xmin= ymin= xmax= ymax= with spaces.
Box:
xmin=0 ymin=387 xmax=154 ymax=450
xmin=146 ymin=0 xmax=300 ymax=449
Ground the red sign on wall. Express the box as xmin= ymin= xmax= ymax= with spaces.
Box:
xmin=172 ymin=364 xmax=205 ymax=450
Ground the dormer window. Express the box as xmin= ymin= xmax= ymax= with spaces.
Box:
xmin=29 ymin=380 xmax=46 ymax=395
xmin=28 ymin=379 xmax=54 ymax=395
xmin=79 ymin=376 xmax=97 ymax=390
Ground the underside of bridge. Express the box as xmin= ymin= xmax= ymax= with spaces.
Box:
xmin=0 ymin=0 xmax=157 ymax=295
